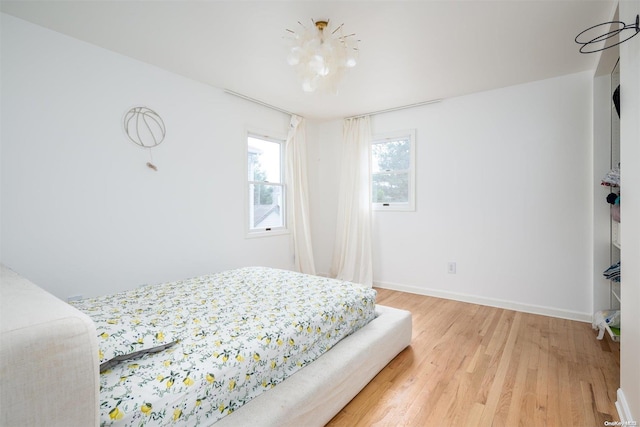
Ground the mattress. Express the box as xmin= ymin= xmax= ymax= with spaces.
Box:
xmin=216 ymin=304 xmax=413 ymax=427
xmin=71 ymin=267 xmax=377 ymax=426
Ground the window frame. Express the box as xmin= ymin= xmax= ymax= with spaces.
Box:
xmin=245 ymin=130 xmax=288 ymax=238
xmin=371 ymin=129 xmax=416 ymax=212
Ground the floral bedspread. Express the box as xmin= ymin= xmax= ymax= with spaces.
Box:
xmin=72 ymin=267 xmax=377 ymax=426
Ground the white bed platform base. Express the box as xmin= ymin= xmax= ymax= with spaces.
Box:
xmin=216 ymin=304 xmax=413 ymax=427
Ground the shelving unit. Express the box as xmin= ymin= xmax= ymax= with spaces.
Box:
xmin=609 ymin=58 xmax=621 ymax=316
xmin=593 ymin=55 xmax=622 ymax=343
xmin=612 ymin=281 xmax=621 ymax=305
xmin=601 ymin=59 xmax=621 ymax=342
xmin=612 ymin=221 xmax=621 ymax=249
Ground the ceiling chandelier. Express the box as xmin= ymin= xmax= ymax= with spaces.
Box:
xmin=286 ymin=19 xmax=359 ymax=94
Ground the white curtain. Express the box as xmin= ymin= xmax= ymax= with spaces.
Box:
xmin=330 ymin=116 xmax=373 ymax=287
xmin=286 ymin=115 xmax=316 ymax=275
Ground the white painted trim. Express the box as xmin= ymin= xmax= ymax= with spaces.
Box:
xmin=616 ymin=388 xmax=636 ymax=425
xmin=244 ymin=128 xmax=289 ymax=238
xmin=371 ymin=129 xmax=416 ymax=212
xmin=373 ymin=280 xmax=592 ymax=323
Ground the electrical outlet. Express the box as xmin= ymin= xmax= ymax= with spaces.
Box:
xmin=448 ymin=262 xmax=457 ymax=274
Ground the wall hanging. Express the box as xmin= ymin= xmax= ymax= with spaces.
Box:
xmin=123 ymin=106 xmax=166 ymax=171
xmin=575 ymin=13 xmax=639 ymax=53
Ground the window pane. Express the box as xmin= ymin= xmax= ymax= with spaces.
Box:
xmin=372 ymin=172 xmax=409 ymax=203
xmin=249 ymin=183 xmax=284 ymax=229
xmin=372 ymin=139 xmax=410 ymax=173
xmin=248 ymin=137 xmax=281 ymax=183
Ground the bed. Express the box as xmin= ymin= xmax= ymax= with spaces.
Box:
xmin=0 ymin=264 xmax=412 ymax=427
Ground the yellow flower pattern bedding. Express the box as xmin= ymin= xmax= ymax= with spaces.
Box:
xmin=71 ymin=267 xmax=377 ymax=426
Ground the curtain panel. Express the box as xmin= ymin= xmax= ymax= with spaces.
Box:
xmin=330 ymin=116 xmax=373 ymax=287
xmin=286 ymin=115 xmax=316 ymax=275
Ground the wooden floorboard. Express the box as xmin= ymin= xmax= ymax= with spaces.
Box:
xmin=326 ymin=288 xmax=620 ymax=427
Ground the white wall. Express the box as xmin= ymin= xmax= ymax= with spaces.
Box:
xmin=619 ymin=0 xmax=640 ymax=421
xmin=310 ymin=71 xmax=594 ymax=320
xmin=1 ymin=14 xmax=294 ymax=299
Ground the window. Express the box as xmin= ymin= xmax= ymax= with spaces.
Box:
xmin=371 ymin=130 xmax=416 ymax=211
xmin=247 ymin=133 xmax=286 ymax=235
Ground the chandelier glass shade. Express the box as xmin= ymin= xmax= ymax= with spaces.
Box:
xmin=286 ymin=20 xmax=359 ymax=93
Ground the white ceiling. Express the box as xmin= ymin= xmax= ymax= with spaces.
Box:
xmin=1 ymin=0 xmax=617 ymax=120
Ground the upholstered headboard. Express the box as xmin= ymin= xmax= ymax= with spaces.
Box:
xmin=0 ymin=265 xmax=100 ymax=427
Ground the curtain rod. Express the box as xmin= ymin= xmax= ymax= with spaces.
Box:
xmin=224 ymin=89 xmax=298 ymax=117
xmin=345 ymin=98 xmax=443 ymax=120
xmin=225 ymin=88 xmax=442 ymax=120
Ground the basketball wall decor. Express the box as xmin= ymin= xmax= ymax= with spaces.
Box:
xmin=123 ymin=106 xmax=165 ymax=171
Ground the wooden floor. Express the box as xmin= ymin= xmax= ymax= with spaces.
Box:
xmin=326 ymin=288 xmax=620 ymax=427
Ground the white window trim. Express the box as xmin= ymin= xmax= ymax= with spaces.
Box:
xmin=371 ymin=129 xmax=416 ymax=212
xmin=245 ymin=129 xmax=289 ymax=238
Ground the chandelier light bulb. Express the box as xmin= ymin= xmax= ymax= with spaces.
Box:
xmin=309 ymin=54 xmax=330 ymax=76
xmin=285 ymin=19 xmax=360 ymax=94
xmin=287 ymin=47 xmax=302 ymax=65
xmin=302 ymin=77 xmax=318 ymax=93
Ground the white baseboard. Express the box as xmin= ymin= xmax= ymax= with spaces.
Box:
xmin=616 ymin=388 xmax=635 ymax=424
xmin=373 ymin=280 xmax=592 ymax=323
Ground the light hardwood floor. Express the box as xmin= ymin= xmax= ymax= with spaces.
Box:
xmin=327 ymin=288 xmax=620 ymax=427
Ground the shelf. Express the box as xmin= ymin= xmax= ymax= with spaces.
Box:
xmin=612 ymin=281 xmax=621 ymax=304
xmin=612 ymin=221 xmax=621 ymax=248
